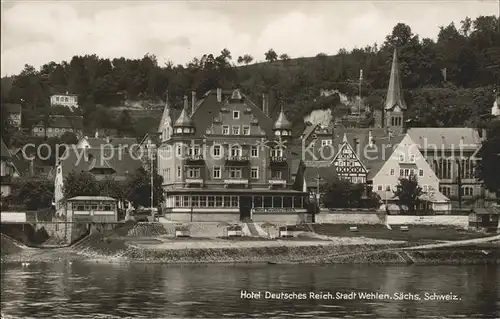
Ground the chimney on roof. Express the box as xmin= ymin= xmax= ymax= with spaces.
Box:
xmin=368 ymin=130 xmax=373 ymax=147
xmin=95 ymin=130 xmax=99 ymax=138
xmin=106 ymin=136 xmax=110 ymax=143
xmin=191 ymin=91 xmax=196 ymax=115
xmin=217 ymin=88 xmax=222 ymax=102
xmin=262 ymin=93 xmax=269 ymax=116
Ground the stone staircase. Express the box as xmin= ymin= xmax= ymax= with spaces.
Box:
xmin=245 ymin=222 xmax=261 ymax=237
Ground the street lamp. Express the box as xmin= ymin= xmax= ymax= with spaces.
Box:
xmin=315 ymin=172 xmax=324 ymax=205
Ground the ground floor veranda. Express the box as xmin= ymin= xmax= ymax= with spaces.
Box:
xmin=162 ymin=188 xmax=312 ymax=223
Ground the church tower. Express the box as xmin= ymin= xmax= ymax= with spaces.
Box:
xmin=384 ymin=48 xmax=407 ymax=134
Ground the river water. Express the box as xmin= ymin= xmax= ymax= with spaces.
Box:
xmin=1 ymin=262 xmax=499 ymax=318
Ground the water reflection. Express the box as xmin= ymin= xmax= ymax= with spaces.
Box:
xmin=1 ymin=262 xmax=499 ymax=318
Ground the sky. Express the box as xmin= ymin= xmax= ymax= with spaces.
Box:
xmin=1 ymin=0 xmax=498 ymax=76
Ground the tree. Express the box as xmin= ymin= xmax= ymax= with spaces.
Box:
xmin=321 ymin=179 xmax=380 ymax=208
xmin=393 ymin=175 xmax=423 ymax=215
xmin=116 ymin=110 xmax=135 ymax=137
xmin=10 ymin=177 xmax=54 ymax=211
xmin=265 ymin=49 xmax=278 ymax=62
xmin=124 ymin=167 xmax=164 ymax=208
xmin=100 ymin=177 xmax=126 ymax=201
xmin=60 ymin=131 xmax=78 ymax=145
xmin=237 ymin=54 xmax=254 ymax=65
xmin=63 ymin=171 xmax=102 ymax=199
xmin=477 ymin=119 xmax=500 ymax=203
xmin=279 ymin=53 xmax=291 ymax=61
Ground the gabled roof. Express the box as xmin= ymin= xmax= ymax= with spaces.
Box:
xmin=82 ymin=137 xmax=138 ymax=149
xmin=407 ymin=128 xmax=481 ymax=150
xmin=139 ymin=133 xmax=160 ymax=146
xmin=385 ymin=48 xmax=407 ymax=111
xmin=191 ymin=89 xmax=275 ymax=138
xmin=331 ymin=141 xmax=369 ymax=173
xmin=332 ymin=128 xmax=405 ymax=180
xmin=1 ymin=139 xmax=11 ymax=159
xmin=59 ymin=147 xmax=142 ymax=181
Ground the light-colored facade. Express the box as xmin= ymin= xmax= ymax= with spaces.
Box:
xmin=157 ymin=89 xmax=309 ymax=223
xmin=407 ymin=127 xmax=490 ymax=207
xmin=50 ymin=93 xmax=79 ymax=109
xmin=66 ymin=196 xmax=118 ymax=223
xmin=370 ymin=134 xmax=451 ymax=213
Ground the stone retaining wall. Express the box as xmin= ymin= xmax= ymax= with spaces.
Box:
xmin=386 ymin=215 xmax=469 ymax=228
xmin=316 ymin=209 xmax=385 ymax=224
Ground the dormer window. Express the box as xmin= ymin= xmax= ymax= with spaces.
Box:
xmin=233 ymin=111 xmax=240 ymax=119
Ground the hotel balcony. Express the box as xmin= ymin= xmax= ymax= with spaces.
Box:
xmin=270 ymin=156 xmax=287 ymax=165
xmin=185 ymin=155 xmax=205 ymax=164
xmin=185 ymin=178 xmax=204 ymax=185
xmin=225 ymin=156 xmax=250 ymax=164
xmin=268 ymin=178 xmax=287 ymax=186
xmin=224 ymin=178 xmax=249 ymax=186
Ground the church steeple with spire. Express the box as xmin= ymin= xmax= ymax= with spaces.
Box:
xmin=384 ymin=48 xmax=407 ymax=134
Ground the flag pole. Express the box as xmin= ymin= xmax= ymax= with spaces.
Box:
xmin=358 ymin=69 xmax=363 ymax=128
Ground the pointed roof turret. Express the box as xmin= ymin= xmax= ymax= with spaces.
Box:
xmin=384 ymin=48 xmax=407 ymax=110
xmin=174 ymin=96 xmax=194 ymax=127
xmin=158 ymin=91 xmax=172 ymax=134
xmin=273 ymin=105 xmax=292 ymax=130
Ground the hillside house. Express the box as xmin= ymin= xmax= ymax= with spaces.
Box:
xmin=32 ymin=115 xmax=83 ymax=138
xmin=2 ymin=103 xmax=22 ymax=128
xmin=51 ymin=93 xmax=78 ymax=109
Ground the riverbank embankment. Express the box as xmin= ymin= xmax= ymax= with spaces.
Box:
xmin=2 ymin=222 xmax=499 ymax=265
xmin=2 ymin=234 xmax=499 ymax=265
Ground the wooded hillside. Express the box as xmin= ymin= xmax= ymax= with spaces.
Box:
xmin=1 ymin=16 xmax=499 ymax=143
